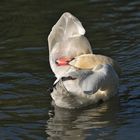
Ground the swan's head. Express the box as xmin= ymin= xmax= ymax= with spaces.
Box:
xmin=69 ymin=54 xmax=122 ymax=76
xmin=69 ymin=54 xmax=96 ymax=69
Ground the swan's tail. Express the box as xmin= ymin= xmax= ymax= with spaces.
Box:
xmin=48 ymin=12 xmax=86 ymax=51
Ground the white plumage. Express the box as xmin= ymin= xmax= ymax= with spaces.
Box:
xmin=48 ymin=12 xmax=121 ymax=109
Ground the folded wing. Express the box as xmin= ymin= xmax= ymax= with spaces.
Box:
xmin=48 ymin=12 xmax=92 ymax=79
xmin=48 ymin=12 xmax=86 ymax=52
xmin=68 ymin=64 xmax=119 ymax=94
xmin=80 ymin=64 xmax=119 ymax=94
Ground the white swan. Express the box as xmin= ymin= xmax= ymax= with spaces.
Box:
xmin=48 ymin=12 xmax=121 ymax=109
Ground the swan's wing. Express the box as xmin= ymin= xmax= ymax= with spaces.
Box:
xmin=80 ymin=71 xmax=102 ymax=94
xmin=68 ymin=64 xmax=119 ymax=94
xmin=48 ymin=12 xmax=92 ymax=78
xmin=48 ymin=12 xmax=85 ymax=52
xmin=80 ymin=64 xmax=119 ymax=94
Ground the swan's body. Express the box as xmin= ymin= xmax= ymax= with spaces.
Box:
xmin=51 ymin=64 xmax=119 ymax=108
xmin=48 ymin=12 xmax=120 ymax=109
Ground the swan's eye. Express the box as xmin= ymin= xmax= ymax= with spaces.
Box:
xmin=62 ymin=76 xmax=77 ymax=81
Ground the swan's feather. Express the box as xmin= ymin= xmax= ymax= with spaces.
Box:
xmin=67 ymin=64 xmax=119 ymax=95
xmin=48 ymin=12 xmax=92 ymax=79
xmin=48 ymin=12 xmax=85 ymax=52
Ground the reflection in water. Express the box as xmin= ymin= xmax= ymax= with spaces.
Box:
xmin=46 ymin=98 xmax=121 ymax=140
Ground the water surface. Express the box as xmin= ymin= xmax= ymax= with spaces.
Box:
xmin=0 ymin=0 xmax=140 ymax=139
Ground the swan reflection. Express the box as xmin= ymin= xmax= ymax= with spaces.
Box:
xmin=46 ymin=98 xmax=120 ymax=140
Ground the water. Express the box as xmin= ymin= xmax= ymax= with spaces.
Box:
xmin=0 ymin=0 xmax=140 ymax=139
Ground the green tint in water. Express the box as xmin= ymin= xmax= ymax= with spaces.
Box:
xmin=0 ymin=0 xmax=140 ymax=139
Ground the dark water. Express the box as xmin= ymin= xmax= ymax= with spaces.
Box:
xmin=0 ymin=0 xmax=140 ymax=139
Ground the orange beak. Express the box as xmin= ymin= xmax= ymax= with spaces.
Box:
xmin=56 ymin=57 xmax=73 ymax=66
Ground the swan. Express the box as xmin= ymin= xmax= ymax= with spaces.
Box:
xmin=48 ymin=12 xmax=121 ymax=109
